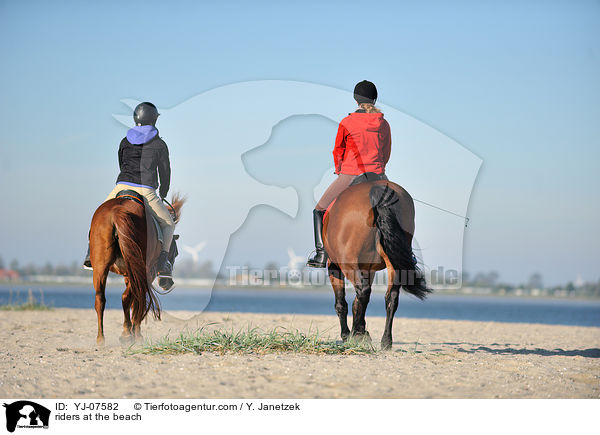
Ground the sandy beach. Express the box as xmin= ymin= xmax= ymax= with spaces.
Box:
xmin=0 ymin=308 xmax=598 ymax=399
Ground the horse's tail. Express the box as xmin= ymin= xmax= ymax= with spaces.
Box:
xmin=370 ymin=184 xmax=431 ymax=300
xmin=113 ymin=206 xmax=161 ymax=322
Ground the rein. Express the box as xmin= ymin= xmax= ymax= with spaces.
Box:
xmin=413 ymin=198 xmax=470 ymax=227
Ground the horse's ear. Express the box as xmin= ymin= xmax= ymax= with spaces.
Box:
xmin=3 ymin=403 xmax=7 ymax=407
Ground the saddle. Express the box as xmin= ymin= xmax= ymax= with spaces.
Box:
xmin=115 ymin=190 xmax=179 ymax=264
xmin=349 ymin=171 xmax=388 ymax=186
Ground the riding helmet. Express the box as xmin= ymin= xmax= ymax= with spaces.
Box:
xmin=133 ymin=102 xmax=160 ymax=126
xmin=353 ymin=80 xmax=378 ymax=104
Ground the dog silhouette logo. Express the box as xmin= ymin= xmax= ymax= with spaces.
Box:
xmin=3 ymin=401 xmax=50 ymax=432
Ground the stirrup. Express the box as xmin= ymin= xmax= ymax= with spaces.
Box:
xmin=83 ymin=256 xmax=93 ymax=271
xmin=157 ymin=267 xmax=172 ymax=279
xmin=307 ymin=250 xmax=328 ymax=268
xmin=83 ymin=245 xmax=93 ymax=270
xmin=158 ymin=277 xmax=174 ymax=291
xmin=156 ymin=251 xmax=173 ymax=278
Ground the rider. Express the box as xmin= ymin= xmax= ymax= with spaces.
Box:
xmin=307 ymin=80 xmax=391 ymax=268
xmin=83 ymin=102 xmax=176 ymax=278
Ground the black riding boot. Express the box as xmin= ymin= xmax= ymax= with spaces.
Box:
xmin=83 ymin=244 xmax=92 ymax=270
xmin=307 ymin=209 xmax=328 ymax=268
xmin=156 ymin=251 xmax=173 ymax=278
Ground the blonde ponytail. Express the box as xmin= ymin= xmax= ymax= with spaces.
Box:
xmin=358 ymin=103 xmax=381 ymax=113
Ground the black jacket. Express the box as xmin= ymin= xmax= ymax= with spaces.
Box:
xmin=116 ymin=134 xmax=171 ymax=198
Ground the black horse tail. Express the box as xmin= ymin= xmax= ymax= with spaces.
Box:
xmin=113 ymin=206 xmax=161 ymax=322
xmin=370 ymin=184 xmax=431 ymax=300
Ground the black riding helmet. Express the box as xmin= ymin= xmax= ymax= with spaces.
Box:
xmin=353 ymin=80 xmax=378 ymax=105
xmin=133 ymin=102 xmax=160 ymax=126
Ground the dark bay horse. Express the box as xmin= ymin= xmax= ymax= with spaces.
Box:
xmin=323 ymin=180 xmax=430 ymax=349
xmin=88 ymin=193 xmax=184 ymax=345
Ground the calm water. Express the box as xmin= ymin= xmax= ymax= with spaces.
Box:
xmin=1 ymin=284 xmax=600 ymax=327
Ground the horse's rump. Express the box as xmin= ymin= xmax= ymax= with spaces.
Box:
xmin=324 ymin=181 xmax=398 ymax=265
xmin=90 ymin=197 xmax=160 ymax=321
xmin=112 ymin=202 xmax=160 ymax=321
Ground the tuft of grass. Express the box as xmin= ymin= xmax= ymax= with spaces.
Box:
xmin=0 ymin=288 xmax=52 ymax=311
xmin=131 ymin=326 xmax=376 ymax=356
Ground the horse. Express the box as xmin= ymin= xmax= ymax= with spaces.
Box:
xmin=88 ymin=193 xmax=184 ymax=345
xmin=323 ymin=180 xmax=431 ymax=350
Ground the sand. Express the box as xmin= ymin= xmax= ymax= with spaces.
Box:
xmin=0 ymin=308 xmax=598 ymax=398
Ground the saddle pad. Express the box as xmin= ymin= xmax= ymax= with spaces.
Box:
xmin=323 ymin=199 xmax=337 ymax=223
xmin=153 ymin=218 xmax=163 ymax=245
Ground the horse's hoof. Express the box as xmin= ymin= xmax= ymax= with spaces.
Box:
xmin=119 ymin=334 xmax=134 ymax=345
xmin=380 ymin=338 xmax=392 ymax=350
xmin=350 ymin=331 xmax=372 ymax=344
xmin=96 ymin=336 xmax=105 ymax=347
xmin=341 ymin=332 xmax=350 ymax=342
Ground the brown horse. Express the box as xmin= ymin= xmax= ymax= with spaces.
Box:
xmin=323 ymin=180 xmax=430 ymax=349
xmin=88 ymin=193 xmax=184 ymax=345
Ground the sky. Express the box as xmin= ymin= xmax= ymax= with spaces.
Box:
xmin=0 ymin=0 xmax=598 ymax=286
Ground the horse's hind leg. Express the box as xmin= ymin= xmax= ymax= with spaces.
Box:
xmin=328 ymin=262 xmax=350 ymax=341
xmin=131 ymin=282 xmax=147 ymax=342
xmin=381 ymin=253 xmax=400 ymax=350
xmin=131 ymin=316 xmax=144 ymax=342
xmin=92 ymin=265 xmax=110 ymax=346
xmin=119 ymin=277 xmax=133 ymax=344
xmin=90 ymin=230 xmax=115 ymax=346
xmin=348 ymin=267 xmax=375 ymax=338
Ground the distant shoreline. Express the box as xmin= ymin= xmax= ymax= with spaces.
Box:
xmin=1 ymin=279 xmax=599 ymax=301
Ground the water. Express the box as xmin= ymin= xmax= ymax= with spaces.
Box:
xmin=1 ymin=284 xmax=600 ymax=327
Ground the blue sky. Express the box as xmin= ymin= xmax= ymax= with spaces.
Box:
xmin=0 ymin=0 xmax=598 ymax=286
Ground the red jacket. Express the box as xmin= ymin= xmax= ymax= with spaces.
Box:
xmin=333 ymin=112 xmax=391 ymax=175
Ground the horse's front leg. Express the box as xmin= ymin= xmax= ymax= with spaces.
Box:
xmin=349 ymin=269 xmax=374 ymax=338
xmin=328 ymin=262 xmax=350 ymax=341
xmin=119 ymin=277 xmax=134 ymax=344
